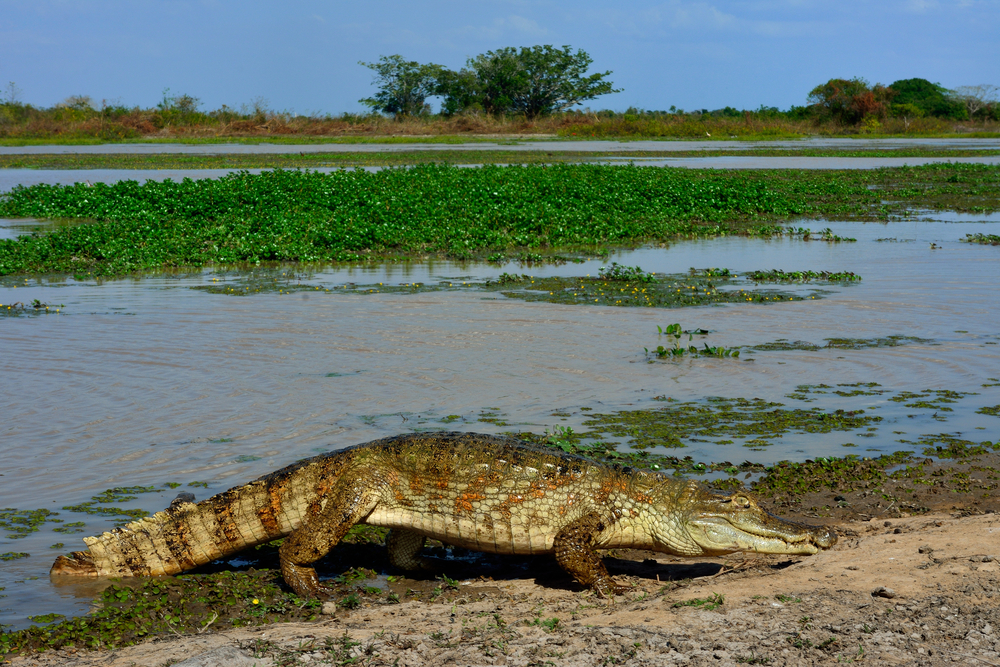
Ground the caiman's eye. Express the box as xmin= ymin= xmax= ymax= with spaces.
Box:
xmin=730 ymin=496 xmax=750 ymax=508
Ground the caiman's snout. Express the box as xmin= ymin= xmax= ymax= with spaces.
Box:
xmin=811 ymin=525 xmax=837 ymax=549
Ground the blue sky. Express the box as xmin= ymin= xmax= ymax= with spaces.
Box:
xmin=3 ymin=0 xmax=998 ymax=115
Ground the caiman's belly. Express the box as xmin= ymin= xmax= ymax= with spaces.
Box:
xmin=364 ymin=506 xmax=560 ymax=555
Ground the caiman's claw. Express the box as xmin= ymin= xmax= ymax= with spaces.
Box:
xmin=280 ymin=560 xmax=339 ymax=599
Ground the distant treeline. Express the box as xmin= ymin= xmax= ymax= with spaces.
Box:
xmin=0 ymin=65 xmax=997 ymax=141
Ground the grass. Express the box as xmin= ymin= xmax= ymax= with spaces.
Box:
xmin=1 ymin=163 xmax=998 ymax=278
xmin=2 ymin=101 xmax=998 ymax=144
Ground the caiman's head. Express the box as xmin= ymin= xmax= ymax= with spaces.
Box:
xmin=654 ymin=482 xmax=837 ymax=557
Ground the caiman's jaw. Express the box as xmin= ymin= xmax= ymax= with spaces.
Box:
xmin=685 ymin=491 xmax=837 ymax=556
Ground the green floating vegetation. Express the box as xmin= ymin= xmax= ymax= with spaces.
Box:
xmin=783 ymin=227 xmax=856 ymax=242
xmin=978 ymin=404 xmax=1000 ymax=417
xmin=487 ymin=271 xmax=806 ymax=308
xmin=197 ymin=265 xmax=816 ymax=307
xmin=823 ymin=335 xmax=933 ymax=349
xmin=0 ymin=299 xmax=62 ymax=316
xmin=751 ymin=339 xmax=821 ymax=352
xmin=646 ymin=323 xmax=740 ymax=359
xmin=26 ymin=614 xmax=64 ymax=625
xmin=61 ymin=486 xmax=162 ymax=522
xmin=0 ymin=552 xmax=29 ymax=561
xmin=751 ymin=451 xmax=913 ymax=499
xmin=0 ymin=509 xmax=60 ymax=539
xmin=961 ymin=233 xmax=1000 ymax=246
xmin=2 ymin=163 xmax=999 ymax=277
xmin=893 ymin=433 xmax=1000 ymax=460
xmin=580 ymin=397 xmax=881 ymax=451
xmin=746 ymin=269 xmax=861 ymax=282
xmin=888 ymin=389 xmax=975 ymax=417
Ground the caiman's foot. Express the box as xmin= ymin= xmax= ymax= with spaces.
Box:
xmin=593 ymin=576 xmax=634 ymax=598
xmin=280 ymin=559 xmax=339 ymax=598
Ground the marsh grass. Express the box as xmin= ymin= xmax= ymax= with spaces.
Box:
xmin=3 ymin=101 xmax=999 ymax=143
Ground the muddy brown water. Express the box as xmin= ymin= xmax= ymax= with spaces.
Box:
xmin=1 ymin=183 xmax=998 ymax=629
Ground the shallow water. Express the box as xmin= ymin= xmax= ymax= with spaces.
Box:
xmin=2 ymin=137 xmax=999 ymax=154
xmin=1 ymin=213 xmax=999 ymax=627
xmin=5 ymin=153 xmax=1000 ymax=195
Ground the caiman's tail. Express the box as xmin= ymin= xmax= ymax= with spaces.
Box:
xmin=51 ymin=458 xmax=329 ymax=577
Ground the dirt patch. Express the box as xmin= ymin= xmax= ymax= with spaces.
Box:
xmin=8 ymin=509 xmax=999 ymax=667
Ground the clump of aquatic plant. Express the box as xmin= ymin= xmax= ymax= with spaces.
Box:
xmin=751 ymin=339 xmax=822 ymax=352
xmin=977 ymin=404 xmax=1000 ymax=417
xmin=746 ymin=269 xmax=861 ymax=282
xmin=484 ymin=271 xmax=807 ymax=308
xmin=784 ymin=227 xmax=856 ymax=242
xmin=961 ymin=233 xmax=1000 ymax=245
xmin=824 ymin=335 xmax=933 ymax=349
xmin=645 ymin=323 xmax=739 ymax=359
xmin=0 ymin=299 xmax=62 ymax=316
xmin=598 ymin=262 xmax=655 ymax=283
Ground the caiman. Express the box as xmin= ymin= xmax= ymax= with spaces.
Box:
xmin=51 ymin=432 xmax=837 ymax=596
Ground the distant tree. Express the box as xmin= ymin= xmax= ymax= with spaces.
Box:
xmin=949 ymin=84 xmax=1000 ymax=119
xmin=2 ymin=81 xmax=23 ymax=105
xmin=807 ymin=78 xmax=895 ymax=124
xmin=890 ymin=102 xmax=924 ymax=131
xmin=58 ymin=95 xmax=96 ymax=111
xmin=887 ymin=78 xmax=965 ymax=119
xmin=440 ymin=45 xmax=621 ymax=118
xmin=358 ymin=55 xmax=445 ymax=116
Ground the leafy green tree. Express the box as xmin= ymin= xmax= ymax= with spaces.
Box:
xmin=358 ymin=55 xmax=445 ymax=116
xmin=441 ymin=45 xmax=621 ymax=118
xmin=807 ymin=78 xmax=894 ymax=124
xmin=887 ymin=78 xmax=965 ymax=119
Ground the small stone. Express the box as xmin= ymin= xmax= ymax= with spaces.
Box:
xmin=893 ymin=527 xmax=903 ymax=534
xmin=918 ymin=545 xmax=934 ymax=554
xmin=847 ymin=566 xmax=859 ymax=571
xmin=872 ymin=586 xmax=897 ymax=599
xmin=884 ymin=521 xmax=892 ymax=527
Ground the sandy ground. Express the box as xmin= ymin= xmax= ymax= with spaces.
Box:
xmin=9 ymin=509 xmax=999 ymax=667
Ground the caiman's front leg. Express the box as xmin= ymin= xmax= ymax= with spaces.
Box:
xmin=279 ymin=480 xmax=379 ymax=598
xmin=553 ymin=512 xmax=631 ymax=597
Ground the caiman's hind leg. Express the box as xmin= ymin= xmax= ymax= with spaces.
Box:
xmin=386 ymin=529 xmax=435 ymax=571
xmin=279 ymin=479 xmax=379 ymax=598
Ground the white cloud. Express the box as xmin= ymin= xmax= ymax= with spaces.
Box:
xmin=506 ymin=15 xmax=548 ymax=37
